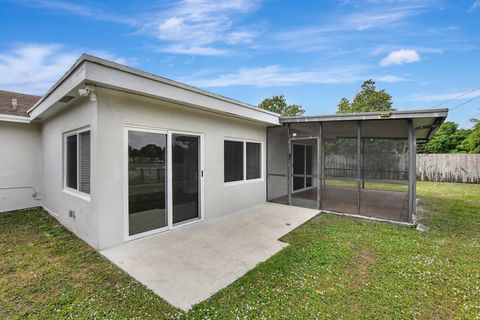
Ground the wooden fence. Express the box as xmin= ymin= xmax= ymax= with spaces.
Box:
xmin=416 ymin=154 xmax=480 ymax=183
xmin=324 ymin=154 xmax=480 ymax=183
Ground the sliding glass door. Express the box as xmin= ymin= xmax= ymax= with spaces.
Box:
xmin=127 ymin=129 xmax=202 ymax=239
xmin=128 ymin=131 xmax=167 ymax=236
xmin=172 ymin=134 xmax=201 ymax=225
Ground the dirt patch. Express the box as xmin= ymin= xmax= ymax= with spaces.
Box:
xmin=346 ymin=247 xmax=376 ymax=288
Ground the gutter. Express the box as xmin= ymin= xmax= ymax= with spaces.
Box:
xmin=0 ymin=114 xmax=31 ymax=123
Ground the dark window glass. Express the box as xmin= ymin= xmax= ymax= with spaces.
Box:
xmin=224 ymin=140 xmax=244 ymax=182
xmin=66 ymin=135 xmax=77 ymax=189
xmin=293 ymin=177 xmax=304 ymax=191
xmin=172 ymin=134 xmax=200 ymax=224
xmin=306 ymin=145 xmax=313 ymax=175
xmin=246 ymin=142 xmax=261 ymax=180
xmin=293 ymin=144 xmax=304 ymax=175
xmin=306 ymin=177 xmax=312 ymax=188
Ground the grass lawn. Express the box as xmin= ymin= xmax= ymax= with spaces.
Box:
xmin=1 ymin=181 xmax=479 ymax=319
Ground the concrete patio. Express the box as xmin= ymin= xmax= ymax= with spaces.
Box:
xmin=101 ymin=202 xmax=318 ymax=310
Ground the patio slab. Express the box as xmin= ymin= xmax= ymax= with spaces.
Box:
xmin=101 ymin=202 xmax=318 ymax=311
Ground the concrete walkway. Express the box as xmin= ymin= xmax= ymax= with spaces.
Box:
xmin=101 ymin=202 xmax=318 ymax=310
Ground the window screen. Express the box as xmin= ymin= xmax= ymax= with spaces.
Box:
xmin=65 ymin=130 xmax=91 ymax=194
xmin=246 ymin=142 xmax=261 ymax=180
xmin=79 ymin=131 xmax=91 ymax=194
xmin=66 ymin=134 xmax=78 ymax=189
xmin=224 ymin=140 xmax=244 ymax=182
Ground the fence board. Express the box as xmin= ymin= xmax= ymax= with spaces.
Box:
xmin=416 ymin=154 xmax=480 ymax=183
xmin=324 ymin=154 xmax=480 ymax=183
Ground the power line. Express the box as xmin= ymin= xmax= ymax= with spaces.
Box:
xmin=432 ymin=83 xmax=480 ymax=108
xmin=450 ymin=94 xmax=480 ymax=111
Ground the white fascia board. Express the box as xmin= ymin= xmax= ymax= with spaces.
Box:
xmin=0 ymin=114 xmax=31 ymax=123
xmin=84 ymin=61 xmax=280 ymax=125
xmin=29 ymin=63 xmax=87 ymax=119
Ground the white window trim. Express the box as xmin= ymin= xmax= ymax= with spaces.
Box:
xmin=63 ymin=126 xmax=91 ymax=201
xmin=224 ymin=137 xmax=263 ymax=186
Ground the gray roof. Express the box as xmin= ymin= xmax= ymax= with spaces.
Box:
xmin=0 ymin=90 xmax=40 ymax=117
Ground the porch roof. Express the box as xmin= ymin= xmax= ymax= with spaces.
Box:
xmin=280 ymin=108 xmax=448 ymax=140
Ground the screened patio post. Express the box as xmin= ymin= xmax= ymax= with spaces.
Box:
xmin=408 ymin=119 xmax=416 ymax=224
xmin=287 ymin=124 xmax=292 ymax=205
xmin=317 ymin=122 xmax=322 ymax=209
xmin=357 ymin=121 xmax=361 ymax=215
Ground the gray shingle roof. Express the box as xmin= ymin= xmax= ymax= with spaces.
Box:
xmin=0 ymin=90 xmax=40 ymax=117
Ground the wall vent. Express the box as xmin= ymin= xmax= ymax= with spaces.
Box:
xmin=11 ymin=98 xmax=17 ymax=110
xmin=60 ymin=95 xmax=75 ymax=103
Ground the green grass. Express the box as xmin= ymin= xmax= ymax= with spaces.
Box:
xmin=326 ymin=178 xmax=408 ymax=192
xmin=1 ymin=181 xmax=479 ymax=319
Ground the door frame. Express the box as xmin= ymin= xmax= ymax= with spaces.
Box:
xmin=123 ymin=126 xmax=205 ymax=242
xmin=291 ymin=141 xmax=316 ymax=194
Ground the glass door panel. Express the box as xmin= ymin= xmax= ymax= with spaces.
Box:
xmin=128 ymin=131 xmax=167 ymax=236
xmin=172 ymin=134 xmax=200 ymax=224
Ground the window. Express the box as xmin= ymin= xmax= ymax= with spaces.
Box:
xmin=224 ymin=141 xmax=244 ymax=182
xmin=65 ymin=129 xmax=91 ymax=195
xmin=224 ymin=139 xmax=261 ymax=183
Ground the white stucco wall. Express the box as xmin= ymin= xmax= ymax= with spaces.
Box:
xmin=0 ymin=122 xmax=42 ymax=212
xmin=40 ymin=97 xmax=99 ymax=248
xmin=95 ymin=88 xmax=268 ymax=249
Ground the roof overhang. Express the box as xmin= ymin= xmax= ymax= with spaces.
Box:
xmin=280 ymin=109 xmax=448 ymax=140
xmin=28 ymin=54 xmax=280 ymax=125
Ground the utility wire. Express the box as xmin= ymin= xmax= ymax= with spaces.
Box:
xmin=432 ymin=84 xmax=480 ymax=108
xmin=449 ymin=94 xmax=480 ymax=111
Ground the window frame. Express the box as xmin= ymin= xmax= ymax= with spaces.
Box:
xmin=63 ymin=126 xmax=91 ymax=201
xmin=224 ymin=137 xmax=263 ymax=186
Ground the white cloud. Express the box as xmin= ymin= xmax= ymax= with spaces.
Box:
xmin=0 ymin=44 xmax=131 ymax=94
xmin=0 ymin=44 xmax=77 ymax=94
xmin=375 ymin=75 xmax=407 ymax=82
xmin=411 ymin=89 xmax=480 ymax=102
xmin=146 ymin=0 xmax=259 ymax=55
xmin=183 ymin=65 xmax=367 ymax=88
xmin=158 ymin=45 xmax=228 ymax=56
xmin=16 ymin=0 xmax=136 ymax=25
xmin=380 ymin=49 xmax=420 ymax=66
xmin=468 ymin=0 xmax=480 ymax=12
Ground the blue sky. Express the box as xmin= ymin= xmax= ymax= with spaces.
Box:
xmin=0 ymin=0 xmax=479 ymax=127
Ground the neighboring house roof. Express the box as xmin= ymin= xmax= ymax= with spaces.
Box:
xmin=0 ymin=90 xmax=40 ymax=122
xmin=28 ymin=54 xmax=280 ymax=125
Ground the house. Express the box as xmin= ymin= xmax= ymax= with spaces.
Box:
xmin=0 ymin=54 xmax=447 ymax=251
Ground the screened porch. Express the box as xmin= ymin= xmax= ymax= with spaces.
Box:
xmin=266 ymin=109 xmax=447 ymax=224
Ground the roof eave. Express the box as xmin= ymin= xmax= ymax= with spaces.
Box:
xmin=28 ymin=54 xmax=280 ymax=125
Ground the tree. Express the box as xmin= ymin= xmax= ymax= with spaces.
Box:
xmin=258 ymin=95 xmax=305 ymax=116
xmin=336 ymin=79 xmax=393 ymax=113
xmin=421 ymin=121 xmax=471 ymax=154
xmin=457 ymin=119 xmax=480 ymax=153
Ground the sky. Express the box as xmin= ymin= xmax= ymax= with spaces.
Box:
xmin=0 ymin=0 xmax=479 ymax=128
